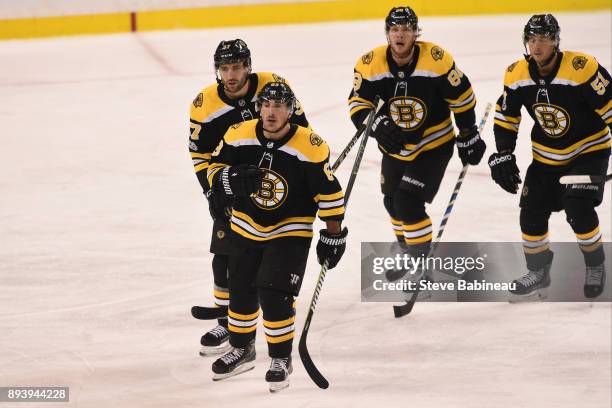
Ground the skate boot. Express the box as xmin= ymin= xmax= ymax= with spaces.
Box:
xmin=266 ymin=356 xmax=293 ymax=393
xmin=199 ymin=324 xmax=231 ymax=356
xmin=509 ymin=263 xmax=552 ymax=302
xmin=211 ymin=341 xmax=256 ymax=381
xmin=584 ymin=263 xmax=606 ymax=299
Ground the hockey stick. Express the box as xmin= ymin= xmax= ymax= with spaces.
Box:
xmin=331 ymin=124 xmax=365 ymax=172
xmin=299 ymin=96 xmax=383 ymax=389
xmin=393 ymin=102 xmax=493 ymax=318
xmin=559 ymin=173 xmax=612 ymax=184
xmin=191 ymin=305 xmax=226 ymax=320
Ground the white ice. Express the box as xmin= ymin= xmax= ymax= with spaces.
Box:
xmin=0 ymin=11 xmax=610 ymax=408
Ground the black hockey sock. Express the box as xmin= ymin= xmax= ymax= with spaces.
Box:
xmin=259 ymin=288 xmax=295 ymax=358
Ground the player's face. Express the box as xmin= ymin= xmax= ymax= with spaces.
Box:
xmin=387 ymin=25 xmax=417 ymax=57
xmin=218 ymin=61 xmax=249 ymax=93
xmin=527 ymin=35 xmax=557 ymax=65
xmin=260 ymin=100 xmax=291 ymax=133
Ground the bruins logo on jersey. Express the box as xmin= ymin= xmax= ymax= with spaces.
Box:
xmin=272 ymin=73 xmax=286 ymax=83
xmin=310 ymin=133 xmax=323 ymax=146
xmin=431 ymin=47 xmax=444 ymax=61
xmin=507 ymin=62 xmax=518 ymax=73
xmin=532 ymin=103 xmax=570 ymax=138
xmin=572 ymin=56 xmax=587 ymax=70
xmin=193 ymin=93 xmax=203 ymax=108
xmin=389 ymin=96 xmax=427 ymax=130
xmin=253 ymin=169 xmax=288 ymax=210
xmin=361 ymin=51 xmax=374 ymax=65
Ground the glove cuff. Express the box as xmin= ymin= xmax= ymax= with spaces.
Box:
xmin=320 ymin=228 xmax=348 ymax=245
xmin=220 ymin=167 xmax=233 ymax=195
xmin=488 ymin=152 xmax=514 ymax=168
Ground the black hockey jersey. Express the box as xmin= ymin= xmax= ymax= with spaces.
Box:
xmin=348 ymin=41 xmax=477 ymax=161
xmin=189 ymin=72 xmax=309 ymax=191
xmin=207 ymin=120 xmax=345 ymax=245
xmin=494 ymin=51 xmax=611 ymax=167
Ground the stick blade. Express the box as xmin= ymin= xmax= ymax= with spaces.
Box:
xmin=298 ymin=334 xmax=329 ymax=389
xmin=191 ymin=305 xmax=226 ymax=320
xmin=560 ymin=175 xmax=598 ymax=184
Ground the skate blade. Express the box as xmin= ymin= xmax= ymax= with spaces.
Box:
xmin=269 ymin=379 xmax=290 ymax=393
xmin=508 ymin=288 xmax=548 ymax=303
xmin=199 ymin=342 xmax=231 ymax=357
xmin=212 ymin=361 xmax=255 ymax=381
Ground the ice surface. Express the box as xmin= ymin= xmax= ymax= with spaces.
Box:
xmin=0 ymin=11 xmax=610 ymax=408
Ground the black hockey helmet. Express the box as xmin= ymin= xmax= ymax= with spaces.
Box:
xmin=256 ymin=81 xmax=295 ymax=115
xmin=385 ymin=6 xmax=418 ymax=31
xmin=523 ymin=14 xmax=560 ymax=45
xmin=214 ymin=39 xmax=252 ymax=71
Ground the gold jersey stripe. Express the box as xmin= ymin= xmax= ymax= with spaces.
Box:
xmin=595 ymin=99 xmax=612 ymax=116
xmin=494 ymin=119 xmax=520 ymax=132
xmin=190 ymin=152 xmax=212 ymax=159
xmin=231 ymin=224 xmax=314 ymax=241
xmin=450 ymin=97 xmax=476 ymax=113
xmin=450 ymin=99 xmax=476 ymax=113
xmin=314 ymin=191 xmax=344 ymax=202
xmin=318 ymin=207 xmax=345 ymax=218
xmin=445 ymin=88 xmax=474 ymax=105
xmin=233 ymin=210 xmax=315 ymax=232
xmin=194 ymin=162 xmax=209 ymax=173
xmin=533 ymin=141 xmax=611 ymax=166
xmin=532 ymin=128 xmax=609 ymax=154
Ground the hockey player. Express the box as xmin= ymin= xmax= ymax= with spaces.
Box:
xmin=347 ymin=6 xmax=485 ymax=279
xmin=206 ymin=82 xmax=347 ymax=392
xmin=189 ymin=39 xmax=309 ymax=356
xmin=489 ymin=14 xmax=611 ymax=299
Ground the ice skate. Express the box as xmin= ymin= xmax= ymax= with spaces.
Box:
xmin=266 ymin=356 xmax=293 ymax=393
xmin=584 ymin=263 xmax=606 ymax=299
xmin=211 ymin=341 xmax=256 ymax=381
xmin=199 ymin=324 xmax=231 ymax=356
xmin=509 ymin=263 xmax=551 ymax=303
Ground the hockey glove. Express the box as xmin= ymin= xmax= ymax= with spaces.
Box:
xmin=371 ymin=115 xmax=405 ymax=154
xmin=456 ymin=126 xmax=486 ymax=165
xmin=316 ymin=227 xmax=348 ymax=270
xmin=488 ymin=152 xmax=521 ymax=194
xmin=205 ymin=189 xmax=231 ymax=220
xmin=217 ymin=164 xmax=263 ymax=197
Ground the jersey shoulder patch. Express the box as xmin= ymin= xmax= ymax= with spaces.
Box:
xmin=224 ymin=119 xmax=258 ymax=144
xmin=556 ymin=51 xmax=599 ymax=85
xmin=282 ymin=126 xmax=330 ymax=163
xmin=414 ymin=41 xmax=454 ymax=76
xmin=503 ymin=59 xmax=531 ymax=88
xmin=190 ymin=83 xmax=227 ymax=122
xmin=354 ymin=45 xmax=389 ymax=80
